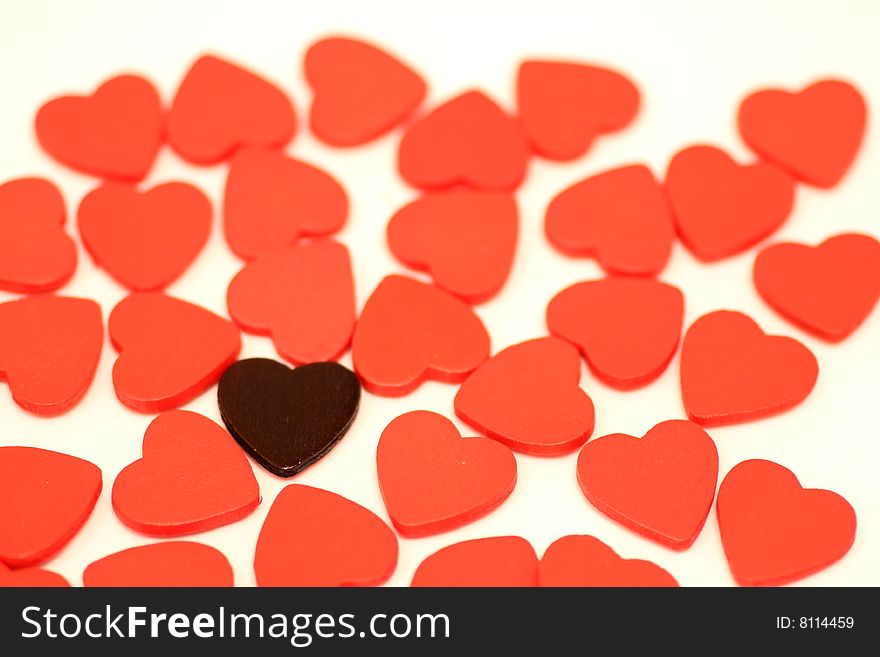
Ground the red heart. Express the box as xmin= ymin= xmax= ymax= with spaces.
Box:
xmin=547 ymin=277 xmax=683 ymax=389
xmin=35 ymin=74 xmax=162 ymax=181
xmin=377 ymin=410 xmax=517 ymax=537
xmin=78 ymin=181 xmax=211 ymax=291
xmin=83 ymin=541 xmax=233 ymax=587
xmin=545 ymin=164 xmax=674 ymax=276
xmin=0 ymin=562 xmax=70 ymax=587
xmin=665 ymin=145 xmax=795 ymax=261
xmin=0 ymin=177 xmax=77 ymax=293
xmin=227 ymin=240 xmax=355 ymax=364
xmin=352 ymin=275 xmax=490 ymax=396
xmin=387 ymin=190 xmax=518 ymax=303
xmin=517 ymin=60 xmax=639 ymax=161
xmin=0 ymin=295 xmax=103 ymax=415
xmin=0 ymin=446 xmax=101 ymax=568
xmin=398 ymin=90 xmax=529 ymax=191
xmin=109 ymin=292 xmax=241 ymax=412
xmin=717 ymin=459 xmax=856 ymax=586
xmin=538 ymin=535 xmax=678 ymax=586
xmin=305 ymin=36 xmax=426 ymax=146
xmin=411 ymin=536 xmax=538 ymax=587
xmin=680 ymin=310 xmax=818 ymax=426
xmin=168 ymin=54 xmax=296 ymax=164
xmin=577 ymin=420 xmax=718 ymax=550
xmin=255 ymin=484 xmax=397 ymax=586
xmin=754 ymin=233 xmax=880 ymax=342
xmin=454 ymin=337 xmax=594 ymax=455
xmin=112 ymin=410 xmax=260 ymax=536
xmin=738 ymin=79 xmax=866 ymax=188
xmin=224 ymin=148 xmax=348 ymax=260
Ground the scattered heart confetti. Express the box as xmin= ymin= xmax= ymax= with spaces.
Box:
xmin=717 ymin=459 xmax=856 ymax=586
xmin=78 ymin=181 xmax=212 ymax=291
xmin=305 ymin=36 xmax=426 ymax=146
xmin=0 ymin=446 xmax=101 ymax=568
xmin=538 ymin=535 xmax=679 ymax=586
xmin=83 ymin=541 xmax=234 ymax=587
xmin=218 ymin=358 xmax=360 ymax=478
xmin=377 ymin=410 xmax=517 ymax=537
xmin=411 ymin=536 xmax=538 ymax=587
xmin=168 ymin=54 xmax=296 ymax=164
xmin=547 ymin=277 xmax=684 ymax=389
xmin=454 ymin=337 xmax=595 ymax=455
xmin=224 ymin=148 xmax=348 ymax=260
xmin=665 ymin=145 xmax=796 ymax=261
xmin=0 ymin=177 xmax=77 ymax=293
xmin=680 ymin=310 xmax=818 ymax=426
xmin=387 ymin=189 xmax=518 ymax=303
xmin=577 ymin=420 xmax=718 ymax=550
xmin=227 ymin=240 xmax=355 ymax=363
xmin=36 ymin=74 xmax=163 ymax=181
xmin=398 ymin=90 xmax=529 ymax=191
xmin=545 ymin=164 xmax=674 ymax=275
xmin=738 ymin=79 xmax=866 ymax=188
xmin=352 ymin=274 xmax=490 ymax=396
xmin=255 ymin=484 xmax=398 ymax=587
xmin=517 ymin=60 xmax=639 ymax=161
xmin=109 ymin=292 xmax=241 ymax=412
xmin=0 ymin=562 xmax=70 ymax=588
xmin=754 ymin=233 xmax=880 ymax=342
xmin=112 ymin=410 xmax=260 ymax=536
xmin=0 ymin=295 xmax=103 ymax=415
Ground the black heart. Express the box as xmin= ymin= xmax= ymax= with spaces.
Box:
xmin=217 ymin=358 xmax=360 ymax=477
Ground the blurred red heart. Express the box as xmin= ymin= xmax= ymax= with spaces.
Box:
xmin=306 ymin=36 xmax=426 ymax=146
xmin=517 ymin=60 xmax=639 ymax=160
xmin=0 ymin=562 xmax=70 ymax=588
xmin=0 ymin=177 xmax=77 ymax=293
xmin=83 ymin=542 xmax=233 ymax=587
xmin=412 ymin=536 xmax=538 ymax=587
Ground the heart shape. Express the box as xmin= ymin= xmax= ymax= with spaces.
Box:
xmin=545 ymin=164 xmax=674 ymax=275
xmin=352 ymin=275 xmax=490 ymax=396
xmin=0 ymin=295 xmax=103 ymax=415
xmin=538 ymin=535 xmax=678 ymax=586
xmin=168 ymin=54 xmax=296 ymax=164
xmin=0 ymin=177 xmax=77 ymax=293
xmin=109 ymin=292 xmax=241 ymax=412
xmin=78 ymin=181 xmax=212 ymax=291
xmin=35 ymin=74 xmax=162 ymax=181
xmin=0 ymin=446 xmax=101 ymax=568
xmin=305 ymin=36 xmax=426 ymax=146
xmin=112 ymin=410 xmax=260 ymax=536
xmin=680 ymin=310 xmax=818 ymax=426
xmin=738 ymin=79 xmax=866 ymax=188
xmin=717 ymin=459 xmax=856 ymax=586
xmin=577 ymin=420 xmax=719 ymax=550
xmin=754 ymin=233 xmax=880 ymax=341
xmin=218 ymin=358 xmax=361 ymax=477
xmin=411 ymin=536 xmax=538 ymax=587
xmin=0 ymin=562 xmax=70 ymax=587
xmin=224 ymin=148 xmax=348 ymax=260
xmin=83 ymin=541 xmax=233 ymax=587
xmin=398 ymin=90 xmax=529 ymax=191
xmin=454 ymin=337 xmax=595 ymax=455
xmin=254 ymin=484 xmax=397 ymax=587
xmin=227 ymin=240 xmax=355 ymax=363
xmin=517 ymin=60 xmax=639 ymax=161
xmin=377 ymin=410 xmax=517 ymax=537
xmin=547 ymin=277 xmax=684 ymax=389
xmin=387 ymin=190 xmax=518 ymax=303
xmin=665 ymin=145 xmax=795 ymax=261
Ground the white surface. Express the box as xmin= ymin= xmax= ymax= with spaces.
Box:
xmin=1 ymin=0 xmax=878 ymax=587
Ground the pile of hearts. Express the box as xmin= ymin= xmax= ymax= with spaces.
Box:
xmin=0 ymin=35 xmax=875 ymax=588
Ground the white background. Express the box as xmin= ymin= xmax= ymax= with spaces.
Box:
xmin=1 ymin=0 xmax=878 ymax=587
